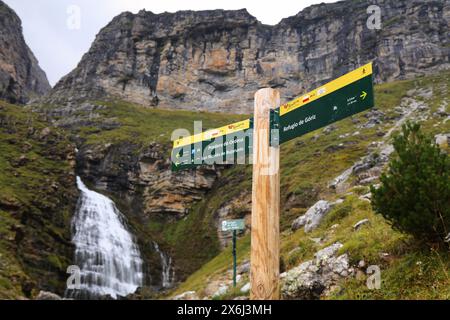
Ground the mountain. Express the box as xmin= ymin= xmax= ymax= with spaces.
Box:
xmin=47 ymin=0 xmax=449 ymax=113
xmin=0 ymin=1 xmax=50 ymax=104
xmin=0 ymin=0 xmax=448 ymax=300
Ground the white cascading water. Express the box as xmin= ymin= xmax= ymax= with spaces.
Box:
xmin=153 ymin=242 xmax=175 ymax=289
xmin=69 ymin=177 xmax=143 ymax=299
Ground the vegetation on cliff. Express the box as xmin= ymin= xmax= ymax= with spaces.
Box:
xmin=0 ymin=101 xmax=77 ymax=299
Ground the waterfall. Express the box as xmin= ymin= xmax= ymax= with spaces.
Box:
xmin=153 ymin=242 xmax=175 ymax=289
xmin=68 ymin=177 xmax=143 ymax=299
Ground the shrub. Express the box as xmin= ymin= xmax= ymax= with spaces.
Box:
xmin=371 ymin=122 xmax=450 ymax=248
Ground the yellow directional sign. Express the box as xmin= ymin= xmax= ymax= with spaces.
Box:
xmin=275 ymin=62 xmax=374 ymax=144
xmin=171 ymin=119 xmax=253 ymax=171
xmin=173 ymin=119 xmax=251 ymax=148
xmin=280 ymin=63 xmax=373 ymax=116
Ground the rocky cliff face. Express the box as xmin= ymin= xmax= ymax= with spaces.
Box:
xmin=0 ymin=1 xmax=51 ymax=104
xmin=75 ymin=141 xmax=220 ymax=219
xmin=47 ymin=0 xmax=449 ymax=113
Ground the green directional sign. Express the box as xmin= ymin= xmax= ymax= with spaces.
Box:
xmin=171 ymin=63 xmax=374 ymax=171
xmin=274 ymin=63 xmax=374 ymax=145
xmin=171 ymin=119 xmax=253 ymax=171
xmin=221 ymin=219 xmax=246 ymax=232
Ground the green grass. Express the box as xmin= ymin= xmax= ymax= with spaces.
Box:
xmin=77 ymin=100 xmax=249 ymax=147
xmin=168 ymin=235 xmax=251 ymax=298
xmin=333 ymin=249 xmax=450 ymax=300
xmin=0 ymin=100 xmax=77 ymax=298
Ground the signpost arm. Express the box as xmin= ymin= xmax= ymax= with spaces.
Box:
xmin=251 ymin=88 xmax=281 ymax=300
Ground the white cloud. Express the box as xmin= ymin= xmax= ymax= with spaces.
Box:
xmin=5 ymin=0 xmax=337 ymax=86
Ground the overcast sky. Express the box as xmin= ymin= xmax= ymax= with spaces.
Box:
xmin=5 ymin=0 xmax=336 ymax=86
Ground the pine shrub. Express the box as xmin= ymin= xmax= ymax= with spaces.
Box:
xmin=371 ymin=122 xmax=450 ymax=248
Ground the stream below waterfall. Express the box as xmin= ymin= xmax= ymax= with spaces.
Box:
xmin=153 ymin=242 xmax=175 ymax=289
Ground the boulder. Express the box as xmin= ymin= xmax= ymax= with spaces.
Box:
xmin=281 ymin=242 xmax=353 ymax=300
xmin=281 ymin=261 xmax=324 ymax=300
xmin=435 ymin=134 xmax=449 ymax=148
xmin=291 ymin=200 xmax=332 ymax=233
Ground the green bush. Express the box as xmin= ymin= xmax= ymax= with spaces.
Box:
xmin=371 ymin=122 xmax=450 ymax=248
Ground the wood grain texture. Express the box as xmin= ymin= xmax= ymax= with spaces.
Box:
xmin=250 ymin=88 xmax=280 ymax=300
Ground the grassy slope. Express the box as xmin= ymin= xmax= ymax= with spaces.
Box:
xmin=0 ymin=101 xmax=77 ymax=298
xmin=29 ymin=71 xmax=448 ymax=299
xmin=75 ymin=100 xmax=248 ymax=147
xmin=168 ymin=71 xmax=450 ymax=299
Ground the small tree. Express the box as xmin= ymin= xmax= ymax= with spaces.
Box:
xmin=371 ymin=122 xmax=450 ymax=248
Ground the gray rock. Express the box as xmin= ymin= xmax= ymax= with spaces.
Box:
xmin=291 ymin=200 xmax=332 ymax=233
xmin=353 ymin=219 xmax=370 ymax=230
xmin=433 ymin=103 xmax=448 ymax=118
xmin=282 ymin=268 xmax=324 ymax=300
xmin=281 ymin=242 xmax=353 ymax=300
xmin=314 ymin=242 xmax=343 ymax=263
xmin=360 ymin=110 xmax=385 ymax=129
xmin=435 ymin=134 xmax=449 ymax=148
xmin=328 ymin=168 xmax=353 ymax=191
xmin=359 ymin=193 xmax=372 ymax=202
xmin=0 ymin=2 xmax=50 ymax=104
xmin=212 ymin=284 xmax=229 ymax=298
xmin=323 ymin=125 xmax=337 ymax=135
xmin=237 ymin=260 xmax=250 ymax=274
xmin=358 ymin=260 xmax=366 ymax=268
xmin=36 ymin=291 xmax=62 ymax=300
xmin=173 ymin=291 xmax=199 ymax=300
xmin=240 ymin=282 xmax=251 ymax=294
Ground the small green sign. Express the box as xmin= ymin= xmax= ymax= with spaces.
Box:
xmin=221 ymin=219 xmax=246 ymax=232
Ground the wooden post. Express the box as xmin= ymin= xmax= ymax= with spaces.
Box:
xmin=250 ymin=88 xmax=280 ymax=300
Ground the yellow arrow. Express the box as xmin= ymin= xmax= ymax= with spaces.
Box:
xmin=360 ymin=91 xmax=367 ymax=100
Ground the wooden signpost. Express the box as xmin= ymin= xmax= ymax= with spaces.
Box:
xmin=250 ymin=89 xmax=281 ymax=300
xmin=171 ymin=63 xmax=374 ymax=300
